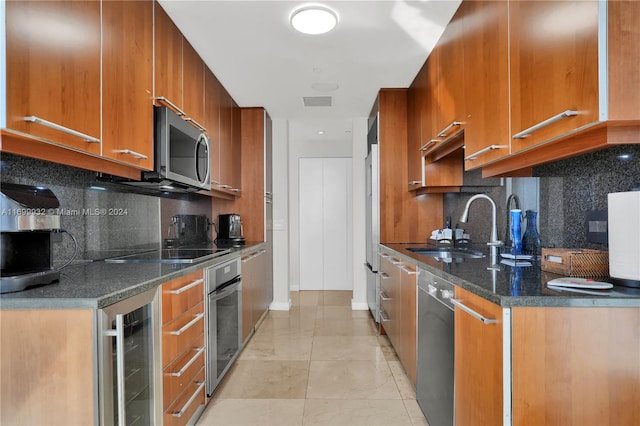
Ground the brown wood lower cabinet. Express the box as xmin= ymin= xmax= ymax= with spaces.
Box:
xmin=0 ymin=309 xmax=96 ymax=425
xmin=379 ymin=250 xmax=418 ymax=386
xmin=454 ymin=287 xmax=504 ymax=426
xmin=511 ymin=306 xmax=640 ymax=425
xmin=241 ymin=247 xmax=270 ymax=342
xmin=161 ymin=272 xmax=206 ymax=425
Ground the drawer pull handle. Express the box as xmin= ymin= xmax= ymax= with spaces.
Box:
xmin=113 ymin=149 xmax=148 ymax=160
xmin=169 ymin=313 xmax=204 ymax=336
xmin=437 ymin=120 xmax=463 ymax=138
xmin=378 ymin=272 xmax=390 ymax=280
xmin=172 ymin=381 xmax=205 ymax=418
xmin=512 ymin=110 xmax=579 ymax=139
xmin=399 ymin=265 xmax=417 ymax=275
xmin=379 ymin=291 xmax=392 ymax=301
xmin=171 ymin=347 xmax=205 ymax=377
xmin=450 ymin=298 xmax=497 ymax=324
xmin=379 ymin=310 xmax=391 ymax=322
xmin=155 ymin=96 xmax=186 ymax=116
xmin=464 ymin=145 xmax=508 ymax=161
xmin=24 ymin=116 xmax=100 ymax=143
xmin=168 ymin=278 xmax=204 ymax=295
xmin=408 ymin=180 xmax=422 ymax=186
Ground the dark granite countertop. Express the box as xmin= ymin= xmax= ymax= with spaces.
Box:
xmin=382 ymin=243 xmax=640 ymax=308
xmin=0 ymin=241 xmax=266 ymax=310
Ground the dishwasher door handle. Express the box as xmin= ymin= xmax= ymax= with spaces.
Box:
xmin=450 ymin=298 xmax=497 ymax=324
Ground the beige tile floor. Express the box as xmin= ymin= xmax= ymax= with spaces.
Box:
xmin=197 ymin=290 xmax=429 ymax=426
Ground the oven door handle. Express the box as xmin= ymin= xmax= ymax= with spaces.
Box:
xmin=212 ymin=276 xmax=242 ymax=296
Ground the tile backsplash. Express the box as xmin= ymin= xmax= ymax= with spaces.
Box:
xmin=534 ymin=145 xmax=640 ymax=250
xmin=1 ymin=153 xmax=213 ymax=265
xmin=443 ymin=145 xmax=640 ymax=252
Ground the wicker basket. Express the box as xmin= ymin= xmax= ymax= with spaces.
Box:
xmin=541 ymin=248 xmax=609 ymax=277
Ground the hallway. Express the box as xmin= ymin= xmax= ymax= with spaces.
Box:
xmin=197 ymin=291 xmax=428 ymax=425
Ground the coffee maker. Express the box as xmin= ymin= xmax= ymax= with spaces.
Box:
xmin=216 ymin=213 xmax=245 ymax=246
xmin=1 ymin=183 xmax=62 ymax=293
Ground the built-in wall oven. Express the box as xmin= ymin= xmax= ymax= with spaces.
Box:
xmin=205 ymin=257 xmax=242 ymax=396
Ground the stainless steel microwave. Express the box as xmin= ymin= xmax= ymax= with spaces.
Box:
xmin=138 ymin=106 xmax=211 ymax=191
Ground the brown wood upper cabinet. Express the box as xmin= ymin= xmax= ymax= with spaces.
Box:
xmin=482 ymin=0 xmax=640 ymax=176
xmin=509 ymin=0 xmax=599 ymax=152
xmin=154 ymin=3 xmax=206 ymax=132
xmin=462 ymin=0 xmax=510 ymax=169
xmin=5 ymin=0 xmax=101 ymax=154
xmin=204 ymin=70 xmax=242 ymax=196
xmin=102 ymin=0 xmax=154 ymax=170
xmin=419 ymin=5 xmax=466 ymax=163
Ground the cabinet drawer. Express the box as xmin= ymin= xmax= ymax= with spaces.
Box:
xmin=163 ymin=337 xmax=205 ymax=409
xmin=163 ymin=367 xmax=206 ymax=426
xmin=162 ymin=271 xmax=204 ymax=325
xmin=162 ymin=303 xmax=205 ymax=366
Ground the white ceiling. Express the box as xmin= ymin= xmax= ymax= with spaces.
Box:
xmin=158 ymin=0 xmax=461 ymax=141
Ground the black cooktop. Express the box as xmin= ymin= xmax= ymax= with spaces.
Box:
xmin=104 ymin=248 xmax=230 ymax=264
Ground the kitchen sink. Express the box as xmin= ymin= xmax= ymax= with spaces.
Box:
xmin=407 ymin=247 xmax=486 ymax=259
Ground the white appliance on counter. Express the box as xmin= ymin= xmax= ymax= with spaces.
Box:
xmin=608 ymin=191 xmax=640 ymax=285
xmin=365 ymin=115 xmax=380 ymax=322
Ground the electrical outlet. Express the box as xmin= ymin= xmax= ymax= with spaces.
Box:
xmin=586 ymin=210 xmax=608 ymax=244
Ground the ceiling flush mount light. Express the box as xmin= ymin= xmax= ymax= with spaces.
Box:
xmin=290 ymin=5 xmax=338 ymax=35
xmin=317 ymin=130 xmax=325 ymax=135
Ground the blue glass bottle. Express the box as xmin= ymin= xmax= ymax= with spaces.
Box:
xmin=522 ymin=210 xmax=542 ymax=258
xmin=510 ymin=209 xmax=522 ymax=255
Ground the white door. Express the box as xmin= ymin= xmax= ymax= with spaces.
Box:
xmin=299 ymin=157 xmax=352 ymax=290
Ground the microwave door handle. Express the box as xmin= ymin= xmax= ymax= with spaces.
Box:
xmin=194 ymin=135 xmax=209 ymax=185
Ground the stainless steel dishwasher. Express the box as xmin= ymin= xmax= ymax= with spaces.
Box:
xmin=416 ymin=268 xmax=454 ymax=426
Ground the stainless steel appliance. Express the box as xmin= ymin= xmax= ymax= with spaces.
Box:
xmin=165 ymin=214 xmax=211 ymax=248
xmin=119 ymin=106 xmax=210 ymax=192
xmin=205 ymin=257 xmax=242 ymax=396
xmin=104 ymin=248 xmax=230 ymax=264
xmin=365 ymin=115 xmax=380 ymax=321
xmin=98 ymin=287 xmax=162 ymax=426
xmin=216 ymin=213 xmax=245 ymax=246
xmin=0 ymin=183 xmax=62 ymax=293
xmin=417 ymin=268 xmax=455 ymax=425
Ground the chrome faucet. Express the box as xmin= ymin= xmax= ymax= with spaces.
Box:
xmin=460 ymin=194 xmax=503 ymax=266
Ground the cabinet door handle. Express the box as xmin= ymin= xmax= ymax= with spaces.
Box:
xmin=419 ymin=139 xmax=440 ymax=152
xmin=450 ymin=298 xmax=497 ymax=324
xmin=464 ymin=145 xmax=508 ymax=161
xmin=171 ymin=347 xmax=205 ymax=377
xmin=169 ymin=313 xmax=204 ymax=335
xmin=379 ymin=291 xmax=392 ymax=301
xmin=168 ymin=278 xmax=204 ymax=295
xmin=184 ymin=117 xmax=207 ymax=132
xmin=378 ymin=271 xmax=390 ymax=279
xmin=379 ymin=310 xmax=391 ymax=322
xmin=437 ymin=120 xmax=463 ymax=138
xmin=172 ymin=381 xmax=205 ymax=418
xmin=155 ymin=96 xmax=186 ymax=116
xmin=113 ymin=149 xmax=148 ymax=159
xmin=408 ymin=180 xmax=422 ymax=186
xmin=390 ymin=257 xmax=402 ymax=265
xmin=231 ymin=188 xmax=241 ymax=193
xmin=379 ymin=253 xmax=391 ymax=259
xmin=512 ymin=110 xmax=579 ymax=139
xmin=24 ymin=116 xmax=100 ymax=143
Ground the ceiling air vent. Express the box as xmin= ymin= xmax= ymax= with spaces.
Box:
xmin=303 ymin=96 xmax=332 ymax=107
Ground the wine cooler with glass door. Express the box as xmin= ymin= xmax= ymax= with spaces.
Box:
xmin=98 ymin=287 xmax=162 ymax=425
